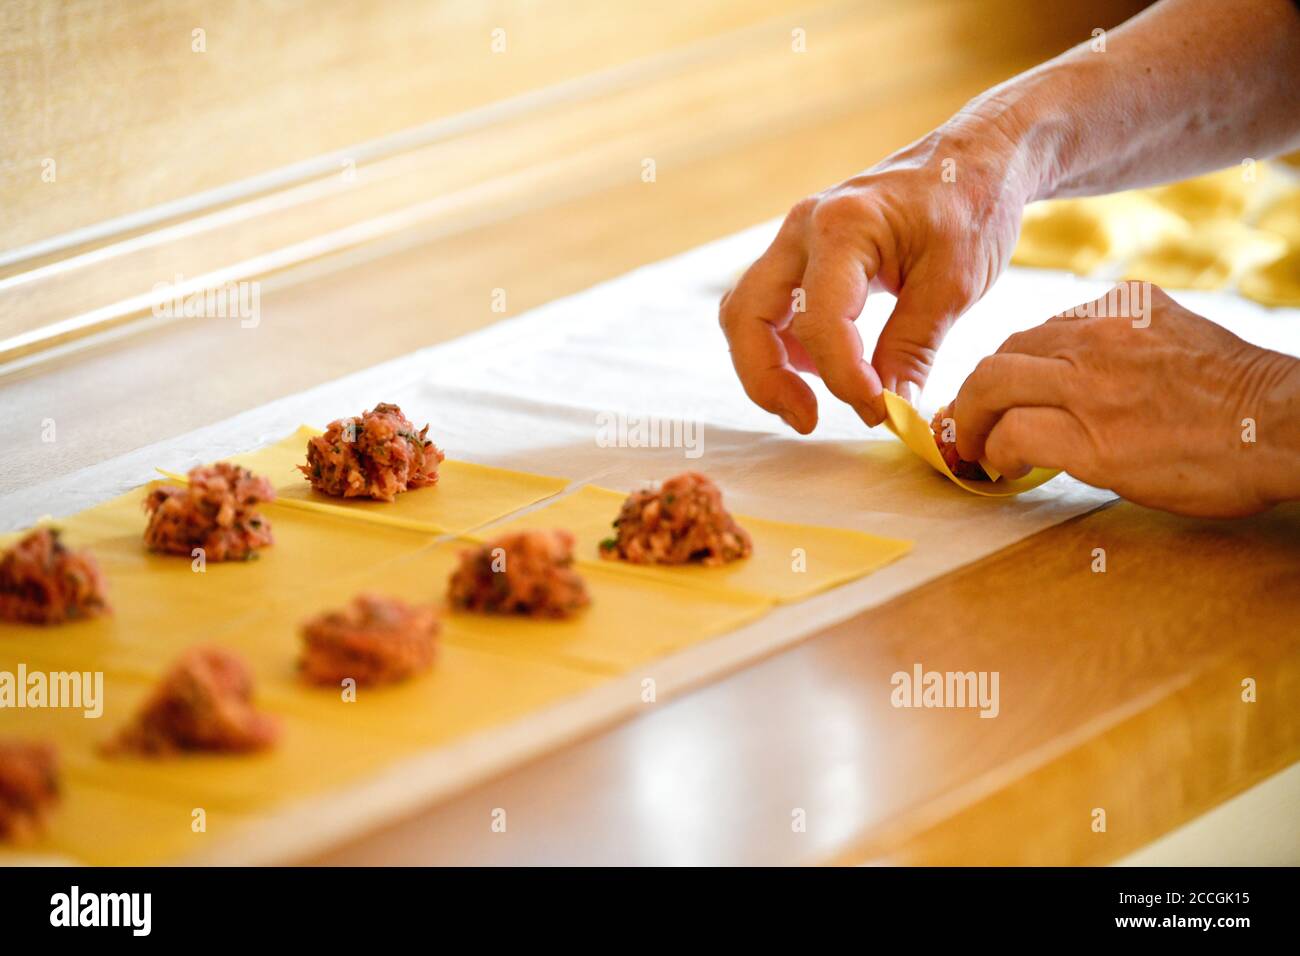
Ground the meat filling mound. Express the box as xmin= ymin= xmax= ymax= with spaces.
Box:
xmin=598 ymin=472 xmax=752 ymax=566
xmin=0 ymin=741 xmax=59 ymax=844
xmin=103 ymin=647 xmax=279 ymax=757
xmin=300 ymin=403 xmax=444 ymax=501
xmin=930 ymin=405 xmax=990 ymax=481
xmin=448 ymin=530 xmax=590 ymax=619
xmin=0 ymin=528 xmax=110 ymax=626
xmin=144 ymin=463 xmax=275 ymax=561
xmin=300 ymin=593 xmax=439 ymax=686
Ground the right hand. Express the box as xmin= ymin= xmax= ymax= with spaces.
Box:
xmin=951 ymin=283 xmax=1300 ymax=517
xmin=718 ymin=116 xmax=1034 ymax=432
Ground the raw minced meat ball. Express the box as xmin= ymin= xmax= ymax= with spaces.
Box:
xmin=598 ymin=472 xmax=752 ymax=566
xmin=103 ymin=647 xmax=279 ymax=757
xmin=448 ymin=530 xmax=590 ymax=619
xmin=144 ymin=462 xmax=275 ymax=561
xmin=299 ymin=403 xmax=444 ymax=502
xmin=299 ymin=593 xmax=439 ymax=686
xmin=0 ymin=740 xmax=59 ymax=844
xmin=930 ymin=404 xmax=990 ymax=481
xmin=0 ymin=528 xmax=110 ymax=626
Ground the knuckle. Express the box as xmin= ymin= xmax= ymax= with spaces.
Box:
xmin=968 ymin=354 xmax=1001 ymax=392
xmin=808 ymin=193 xmax=865 ymax=239
xmin=786 ymin=196 xmax=820 ymax=226
xmin=1085 ymin=292 xmax=1112 ymax=318
xmin=984 ymin=431 xmax=1015 ymax=471
xmin=1142 ymin=281 xmax=1169 ymax=301
xmin=790 ymin=313 xmax=831 ymax=347
xmin=944 ymin=270 xmax=980 ymax=307
xmin=986 ymin=413 xmax=1026 ymax=467
xmin=886 ymin=340 xmax=938 ymax=384
xmin=1053 ymin=357 xmax=1083 ymax=399
xmin=1000 ymin=408 xmax=1030 ymax=446
xmin=791 ymin=195 xmax=819 ymax=217
xmin=997 ymin=330 xmax=1027 ymax=354
xmin=1088 ymin=435 xmax=1122 ymax=478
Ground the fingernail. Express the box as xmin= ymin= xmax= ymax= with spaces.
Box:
xmin=895 ymin=382 xmax=917 ymax=406
xmin=778 ymin=407 xmax=799 ymax=431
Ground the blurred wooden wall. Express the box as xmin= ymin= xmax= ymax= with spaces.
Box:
xmin=0 ymin=0 xmax=1148 ymax=364
xmin=2 ymin=0 xmax=817 ymax=252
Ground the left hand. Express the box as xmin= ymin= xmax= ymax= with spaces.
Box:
xmin=950 ymin=282 xmax=1299 ymax=517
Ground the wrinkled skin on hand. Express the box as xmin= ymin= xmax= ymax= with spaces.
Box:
xmin=951 ymin=283 xmax=1299 ymax=517
xmin=719 ymin=118 xmax=1028 ymax=433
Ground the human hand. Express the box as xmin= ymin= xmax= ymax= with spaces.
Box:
xmin=719 ymin=116 xmax=1032 ymax=433
xmin=951 ymin=282 xmax=1300 ymax=517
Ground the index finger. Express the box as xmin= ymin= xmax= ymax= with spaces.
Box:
xmin=790 ymin=244 xmax=883 ymax=425
xmin=720 ymin=217 xmax=818 ymax=433
xmin=951 ymin=352 xmax=1073 ymax=462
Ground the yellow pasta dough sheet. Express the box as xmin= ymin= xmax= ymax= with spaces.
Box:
xmin=0 ymin=494 xmax=773 ymax=862
xmin=1 ymin=430 xmax=907 ymax=863
xmin=1 ymin=618 xmax=606 ymax=864
xmin=1256 ymin=190 xmax=1300 ymax=244
xmin=469 ymin=485 xmax=912 ymax=604
xmin=198 ymin=540 xmax=769 ymax=676
xmin=23 ymin=779 xmax=245 ymax=867
xmin=1012 ymin=193 xmax=1188 ymax=275
xmin=1122 ymin=222 xmax=1286 ymax=291
xmin=0 ymin=546 xmax=758 ymax=863
xmin=2 ymin=637 xmax=601 ymax=814
xmin=221 ymin=425 xmax=569 ymax=534
xmin=882 ymin=390 xmax=1059 ymax=497
xmin=1146 ymin=165 xmax=1278 ymax=225
xmin=246 ymin=626 xmax=609 ymax=736
xmin=1239 ymin=248 xmax=1300 ymax=308
xmin=3 ymin=672 xmax=410 ymax=813
xmin=0 ymin=489 xmax=443 ymax=678
xmin=1010 ymin=162 xmax=1300 ymax=299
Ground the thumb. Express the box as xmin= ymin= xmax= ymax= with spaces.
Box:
xmin=871 ymin=275 xmax=970 ymax=402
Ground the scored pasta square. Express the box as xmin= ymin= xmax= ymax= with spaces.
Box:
xmin=472 ymin=484 xmax=913 ymax=603
xmin=227 ymin=425 xmax=569 ymax=534
xmin=9 ymin=675 xmax=411 ymax=816
xmin=0 ymin=488 xmax=443 ymax=679
xmin=256 ymin=540 xmax=771 ymax=675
